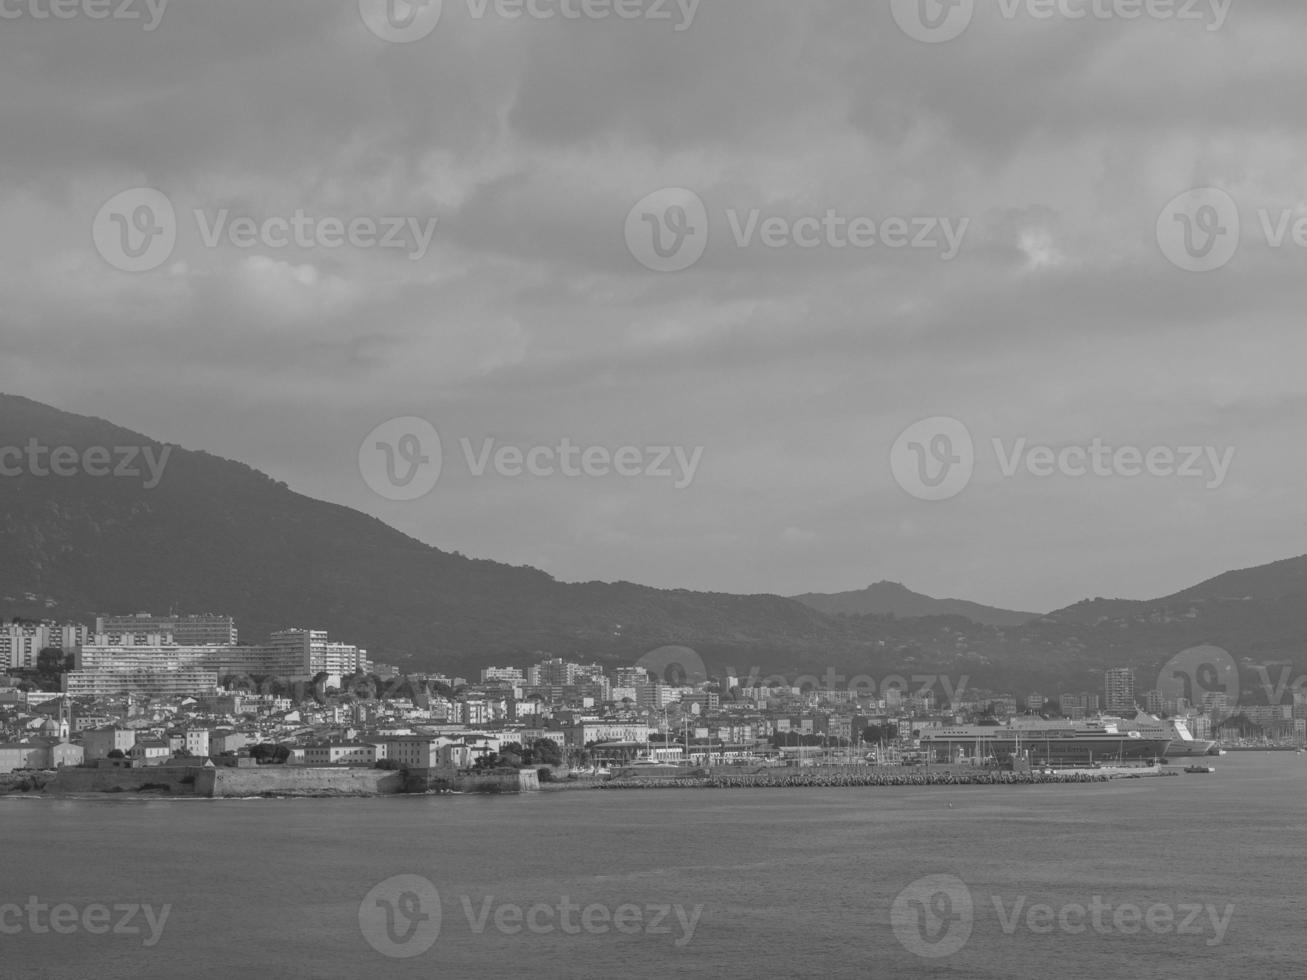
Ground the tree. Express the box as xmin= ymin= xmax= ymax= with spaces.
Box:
xmin=34 ymin=647 xmax=73 ymax=688
xmin=532 ymin=739 xmax=563 ymax=766
xmin=249 ymin=743 xmax=291 ymax=764
xmin=107 ymin=749 xmax=126 ymax=759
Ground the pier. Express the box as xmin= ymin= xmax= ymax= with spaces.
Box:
xmin=567 ymin=766 xmax=1123 ymax=790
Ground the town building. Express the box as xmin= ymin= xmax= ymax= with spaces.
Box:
xmin=95 ymin=613 xmax=238 ymax=646
xmin=1105 ymin=667 xmax=1135 ymax=712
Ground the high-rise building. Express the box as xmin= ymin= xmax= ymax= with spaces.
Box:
xmin=530 ymin=658 xmax=584 ymax=687
xmin=95 ymin=613 xmax=238 ymax=646
xmin=481 ymin=667 xmax=526 ymax=684
xmin=67 ymin=624 xmax=368 ymax=691
xmin=0 ymin=622 xmax=88 ymax=670
xmin=1105 ymin=668 xmax=1135 ymax=713
xmin=266 ymin=629 xmax=369 ymax=677
xmin=63 ymin=668 xmax=219 ymax=697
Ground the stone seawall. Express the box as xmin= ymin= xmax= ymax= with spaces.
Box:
xmin=197 ymin=768 xmax=406 ymax=797
xmin=405 ymin=768 xmax=539 ymax=794
xmin=38 ymin=765 xmax=541 ymax=797
xmin=43 ymin=766 xmax=202 ymax=796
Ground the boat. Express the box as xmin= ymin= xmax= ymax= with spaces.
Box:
xmin=918 ymin=718 xmax=1171 ymax=766
xmin=1184 ymin=764 xmax=1216 ymax=774
xmin=1106 ymin=713 xmax=1218 ymax=758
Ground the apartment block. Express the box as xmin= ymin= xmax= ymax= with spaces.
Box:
xmin=95 ymin=613 xmax=238 ymax=646
xmin=1105 ymin=668 xmax=1135 ymax=712
xmin=0 ymin=622 xmax=88 ymax=670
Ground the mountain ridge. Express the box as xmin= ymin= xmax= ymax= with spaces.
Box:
xmin=4 ymin=392 xmax=1307 ymax=692
xmin=791 ymin=581 xmax=1040 ymax=626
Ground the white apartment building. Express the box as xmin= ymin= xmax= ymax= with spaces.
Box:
xmin=481 ymin=667 xmax=526 ymax=684
xmin=568 ymin=720 xmax=651 ymax=747
xmin=70 ymin=627 xmax=368 ymax=688
xmin=95 ymin=613 xmax=238 ymax=646
xmin=63 ymin=669 xmax=220 ymax=697
xmin=0 ymin=622 xmax=88 ymax=670
xmin=267 ymin=629 xmax=370 ymax=678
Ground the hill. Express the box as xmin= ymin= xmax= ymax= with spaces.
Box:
xmin=791 ymin=581 xmax=1039 ymax=626
xmin=3 ymin=392 xmax=1307 ymax=696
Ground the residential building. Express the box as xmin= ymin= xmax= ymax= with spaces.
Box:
xmin=568 ymin=720 xmax=651 ymax=748
xmin=128 ymin=739 xmax=171 ymax=765
xmin=0 ymin=621 xmax=88 ymax=671
xmin=82 ymin=726 xmax=138 ymax=761
xmin=95 ymin=613 xmax=238 ymax=646
xmin=481 ymin=667 xmax=525 ymax=684
xmin=379 ymin=736 xmax=443 ymax=769
xmin=303 ymin=742 xmax=381 ymax=766
xmin=63 ymin=668 xmax=220 ymax=698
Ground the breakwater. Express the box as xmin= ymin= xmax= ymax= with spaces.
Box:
xmin=583 ymin=768 xmax=1113 ymax=790
xmin=27 ymin=765 xmax=537 ymax=797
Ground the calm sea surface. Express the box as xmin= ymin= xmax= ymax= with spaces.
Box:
xmin=4 ymin=752 xmax=1306 ymax=979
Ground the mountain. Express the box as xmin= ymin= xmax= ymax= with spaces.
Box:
xmin=791 ymin=581 xmax=1039 ymax=627
xmin=3 ymin=392 xmax=1307 ymax=695
xmin=0 ymin=393 xmax=895 ymax=676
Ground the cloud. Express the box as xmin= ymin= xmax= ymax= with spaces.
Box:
xmin=2 ymin=0 xmax=1305 ymax=611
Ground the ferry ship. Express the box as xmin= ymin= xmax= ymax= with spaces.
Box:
xmin=1105 ymin=713 xmax=1218 ymax=758
xmin=918 ymin=718 xmax=1171 ymax=766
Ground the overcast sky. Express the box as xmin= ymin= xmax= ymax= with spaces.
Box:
xmin=2 ymin=0 xmax=1303 ymax=613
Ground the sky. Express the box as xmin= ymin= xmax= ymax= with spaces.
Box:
xmin=1 ymin=0 xmax=1304 ymax=614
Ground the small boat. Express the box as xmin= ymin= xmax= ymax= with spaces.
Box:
xmin=1184 ymin=764 xmax=1216 ymax=774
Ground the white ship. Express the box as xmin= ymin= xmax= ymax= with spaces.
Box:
xmin=919 ymin=718 xmax=1170 ymax=765
xmin=1104 ymin=713 xmax=1218 ymax=758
